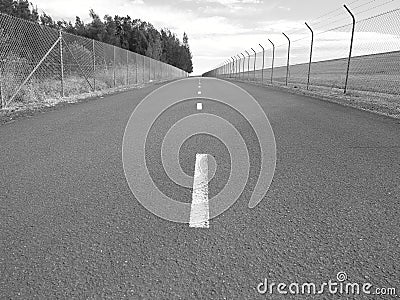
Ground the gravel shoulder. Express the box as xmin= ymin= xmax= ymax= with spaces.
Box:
xmin=228 ymin=79 xmax=400 ymax=120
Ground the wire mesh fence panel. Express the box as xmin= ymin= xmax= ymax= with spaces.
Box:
xmin=284 ymin=37 xmax=312 ymax=86
xmin=349 ymin=9 xmax=400 ymax=95
xmin=93 ymin=40 xmax=110 ymax=90
xmin=144 ymin=56 xmax=150 ymax=83
xmin=0 ymin=13 xmax=187 ymax=108
xmin=62 ymin=31 xmax=94 ymax=95
xmin=205 ymin=8 xmax=400 ymax=97
xmin=127 ymin=51 xmax=136 ymax=85
xmin=154 ymin=60 xmax=159 ymax=81
xmin=113 ymin=46 xmax=126 ymax=87
xmin=0 ymin=13 xmax=61 ymax=105
xmin=304 ymin=24 xmax=353 ymax=90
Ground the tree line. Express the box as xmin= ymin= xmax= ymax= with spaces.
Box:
xmin=0 ymin=0 xmax=193 ymax=73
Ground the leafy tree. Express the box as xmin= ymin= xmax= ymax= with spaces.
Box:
xmin=0 ymin=1 xmax=193 ymax=72
xmin=0 ymin=0 xmax=38 ymax=22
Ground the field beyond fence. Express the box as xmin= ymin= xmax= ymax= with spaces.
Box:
xmin=204 ymin=8 xmax=400 ymax=101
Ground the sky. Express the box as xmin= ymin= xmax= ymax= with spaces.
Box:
xmin=32 ymin=0 xmax=399 ymax=75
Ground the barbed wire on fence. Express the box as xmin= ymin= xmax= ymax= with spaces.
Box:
xmin=0 ymin=12 xmax=187 ymax=109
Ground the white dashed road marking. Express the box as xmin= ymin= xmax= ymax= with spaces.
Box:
xmin=196 ymin=103 xmax=203 ymax=110
xmin=189 ymin=154 xmax=209 ymax=228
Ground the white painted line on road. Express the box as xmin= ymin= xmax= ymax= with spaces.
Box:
xmin=189 ymin=154 xmax=209 ymax=228
xmin=198 ymin=91 xmax=202 ymax=95
xmin=196 ymin=102 xmax=203 ymax=110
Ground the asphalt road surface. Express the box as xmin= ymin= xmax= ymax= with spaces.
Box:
xmin=0 ymin=78 xmax=399 ymax=299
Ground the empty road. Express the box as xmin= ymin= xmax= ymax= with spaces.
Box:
xmin=0 ymin=78 xmax=399 ymax=299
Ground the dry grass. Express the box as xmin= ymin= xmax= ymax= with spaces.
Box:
xmin=0 ymin=67 xmax=151 ymax=109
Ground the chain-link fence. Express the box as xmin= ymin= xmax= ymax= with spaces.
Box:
xmin=0 ymin=13 xmax=188 ymax=108
xmin=203 ymin=8 xmax=400 ymax=97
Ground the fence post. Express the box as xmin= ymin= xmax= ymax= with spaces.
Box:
xmin=92 ymin=39 xmax=96 ymax=91
xmin=149 ymin=57 xmax=151 ymax=82
xmin=259 ymin=44 xmax=265 ymax=83
xmin=251 ymin=48 xmax=256 ymax=81
xmin=0 ymin=68 xmax=4 ymax=109
xmin=237 ymin=55 xmax=241 ymax=79
xmin=305 ymin=22 xmax=314 ymax=90
xmin=224 ymin=61 xmax=227 ymax=77
xmin=59 ymin=31 xmax=64 ymax=97
xmin=236 ymin=57 xmax=239 ymax=78
xmin=154 ymin=59 xmax=156 ymax=81
xmin=344 ymin=4 xmax=355 ymax=94
xmin=126 ymin=50 xmax=129 ymax=85
xmin=231 ymin=58 xmax=234 ymax=78
xmin=282 ymin=32 xmax=290 ymax=86
xmin=233 ymin=57 xmax=237 ymax=78
xmin=268 ymin=39 xmax=275 ymax=84
xmin=113 ymin=45 xmax=116 ymax=87
xmin=135 ymin=54 xmax=138 ymax=84
xmin=241 ymin=53 xmax=245 ymax=80
xmin=143 ymin=55 xmax=145 ymax=83
xmin=245 ymin=50 xmax=250 ymax=80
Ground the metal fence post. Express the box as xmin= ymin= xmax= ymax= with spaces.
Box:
xmin=344 ymin=4 xmax=355 ymax=94
xmin=153 ymin=59 xmax=156 ymax=81
xmin=223 ymin=61 xmax=226 ymax=77
xmin=259 ymin=44 xmax=265 ymax=83
xmin=143 ymin=55 xmax=145 ymax=83
xmin=149 ymin=57 xmax=151 ymax=82
xmin=59 ymin=31 xmax=64 ymax=97
xmin=231 ymin=57 xmax=235 ymax=78
xmin=245 ymin=50 xmax=250 ymax=80
xmin=268 ymin=39 xmax=275 ymax=84
xmin=237 ymin=55 xmax=241 ymax=79
xmin=305 ymin=22 xmax=314 ymax=90
xmin=113 ymin=45 xmax=116 ymax=87
xmin=126 ymin=50 xmax=129 ymax=85
xmin=235 ymin=56 xmax=238 ymax=77
xmin=135 ymin=54 xmax=138 ymax=84
xmin=241 ymin=53 xmax=245 ymax=80
xmin=92 ymin=39 xmax=96 ymax=91
xmin=251 ymin=48 xmax=256 ymax=81
xmin=233 ymin=56 xmax=238 ymax=78
xmin=282 ymin=32 xmax=290 ymax=86
xmin=231 ymin=59 xmax=234 ymax=77
xmin=0 ymin=68 xmax=4 ymax=108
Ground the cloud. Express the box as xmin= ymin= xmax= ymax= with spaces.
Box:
xmin=32 ymin=0 xmax=399 ymax=75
